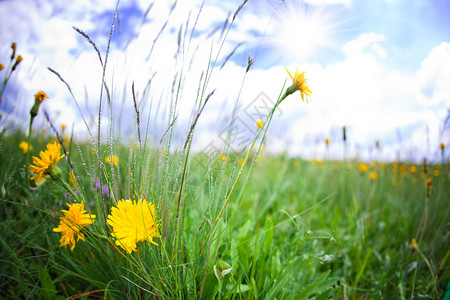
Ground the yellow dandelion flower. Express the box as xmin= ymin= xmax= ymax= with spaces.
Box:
xmin=325 ymin=138 xmax=329 ymax=146
xmin=219 ymin=154 xmax=230 ymax=163
xmin=107 ymin=199 xmax=160 ymax=253
xmin=285 ymin=68 xmax=312 ymax=102
xmin=30 ymin=141 xmax=65 ymax=185
xmin=409 ymin=238 xmax=418 ymax=249
xmin=256 ymin=120 xmax=264 ymax=129
xmin=53 ymin=202 xmax=95 ymax=251
xmin=34 ymin=91 xmax=48 ymax=103
xmin=105 ymin=155 xmax=119 ymax=167
xmin=359 ymin=163 xmax=368 ymax=173
xmin=61 ymin=124 xmax=67 ymax=131
xmin=369 ymin=172 xmax=377 ymax=181
xmin=69 ymin=172 xmax=77 ymax=189
xmin=440 ymin=142 xmax=445 ymax=150
xmin=427 ymin=178 xmax=432 ymax=191
xmin=30 ymin=91 xmax=49 ymax=118
xmin=409 ymin=165 xmax=417 ymax=174
xmin=433 ymin=169 xmax=439 ymax=177
xmin=19 ymin=141 xmax=32 ymax=154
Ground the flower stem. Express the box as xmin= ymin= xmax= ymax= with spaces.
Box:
xmin=25 ymin=117 xmax=34 ymax=189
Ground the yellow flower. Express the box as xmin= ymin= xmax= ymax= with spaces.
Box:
xmin=358 ymin=163 xmax=368 ymax=173
xmin=409 ymin=238 xmax=418 ymax=249
xmin=69 ymin=172 xmax=77 ymax=189
xmin=256 ymin=120 xmax=264 ymax=129
xmin=34 ymin=91 xmax=48 ymax=103
xmin=107 ymin=199 xmax=160 ymax=253
xmin=219 ymin=154 xmax=230 ymax=163
xmin=325 ymin=138 xmax=329 ymax=145
xmin=11 ymin=55 xmax=22 ymax=71
xmin=285 ymin=68 xmax=312 ymax=102
xmin=53 ymin=202 xmax=95 ymax=251
xmin=409 ymin=165 xmax=417 ymax=174
xmin=61 ymin=124 xmax=66 ymax=131
xmin=19 ymin=141 xmax=32 ymax=154
xmin=30 ymin=91 xmax=49 ymax=118
xmin=105 ymin=155 xmax=119 ymax=167
xmin=30 ymin=141 xmax=65 ymax=185
xmin=0 ymin=64 xmax=4 ymax=71
xmin=440 ymin=142 xmax=445 ymax=150
xmin=369 ymin=172 xmax=377 ymax=181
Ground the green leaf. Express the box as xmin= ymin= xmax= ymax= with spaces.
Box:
xmin=39 ymin=265 xmax=57 ymax=300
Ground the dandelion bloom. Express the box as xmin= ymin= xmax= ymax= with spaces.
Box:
xmin=30 ymin=141 xmax=65 ymax=185
xmin=285 ymin=68 xmax=311 ymax=102
xmin=219 ymin=154 xmax=230 ymax=163
xmin=440 ymin=142 xmax=445 ymax=151
xmin=409 ymin=165 xmax=417 ymax=174
xmin=105 ymin=155 xmax=118 ymax=167
xmin=53 ymin=202 xmax=96 ymax=251
xmin=256 ymin=120 xmax=264 ymax=129
xmin=359 ymin=163 xmax=368 ymax=173
xmin=19 ymin=141 xmax=32 ymax=153
xmin=325 ymin=138 xmax=329 ymax=146
xmin=409 ymin=238 xmax=418 ymax=249
xmin=369 ymin=172 xmax=377 ymax=181
xmin=34 ymin=91 xmax=48 ymax=103
xmin=107 ymin=199 xmax=160 ymax=253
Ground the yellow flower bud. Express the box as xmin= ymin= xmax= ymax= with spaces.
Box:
xmin=0 ymin=64 xmax=4 ymax=71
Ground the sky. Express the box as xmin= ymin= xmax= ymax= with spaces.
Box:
xmin=0 ymin=0 xmax=449 ymax=162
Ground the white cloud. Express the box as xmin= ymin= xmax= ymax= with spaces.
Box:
xmin=304 ymin=0 xmax=352 ymax=6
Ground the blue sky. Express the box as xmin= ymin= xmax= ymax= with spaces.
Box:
xmin=0 ymin=0 xmax=449 ymax=161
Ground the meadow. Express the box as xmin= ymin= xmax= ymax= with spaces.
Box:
xmin=0 ymin=2 xmax=449 ymax=299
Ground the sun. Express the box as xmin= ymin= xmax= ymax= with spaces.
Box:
xmin=262 ymin=0 xmax=342 ymax=63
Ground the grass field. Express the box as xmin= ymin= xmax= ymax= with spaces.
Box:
xmin=0 ymin=1 xmax=449 ymax=299
xmin=0 ymin=127 xmax=448 ymax=299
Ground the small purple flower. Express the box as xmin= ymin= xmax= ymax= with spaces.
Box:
xmin=102 ymin=184 xmax=110 ymax=198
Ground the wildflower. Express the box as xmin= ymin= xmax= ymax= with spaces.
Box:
xmin=30 ymin=141 xmax=65 ymax=185
xmin=30 ymin=91 xmax=49 ymax=118
xmin=409 ymin=166 xmax=417 ymax=174
xmin=369 ymin=172 xmax=377 ymax=181
xmin=0 ymin=64 xmax=4 ymax=71
xmin=358 ymin=163 xmax=368 ymax=173
xmin=105 ymin=155 xmax=119 ymax=167
xmin=440 ymin=142 xmax=445 ymax=151
xmin=433 ymin=169 xmax=439 ymax=177
xmin=427 ymin=178 xmax=432 ymax=192
xmin=19 ymin=141 xmax=32 ymax=154
xmin=325 ymin=138 xmax=329 ymax=146
xmin=53 ymin=202 xmax=95 ymax=251
xmin=256 ymin=120 xmax=264 ymax=129
xmin=219 ymin=154 xmax=230 ymax=163
xmin=69 ymin=172 xmax=77 ymax=189
xmin=107 ymin=199 xmax=160 ymax=253
xmin=61 ymin=124 xmax=66 ymax=131
xmin=409 ymin=238 xmax=418 ymax=249
xmin=11 ymin=55 xmax=22 ymax=71
xmin=284 ymin=68 xmax=311 ymax=102
xmin=11 ymin=43 xmax=16 ymax=59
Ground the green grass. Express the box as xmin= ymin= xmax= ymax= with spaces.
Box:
xmin=0 ymin=128 xmax=448 ymax=299
xmin=0 ymin=1 xmax=449 ymax=298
